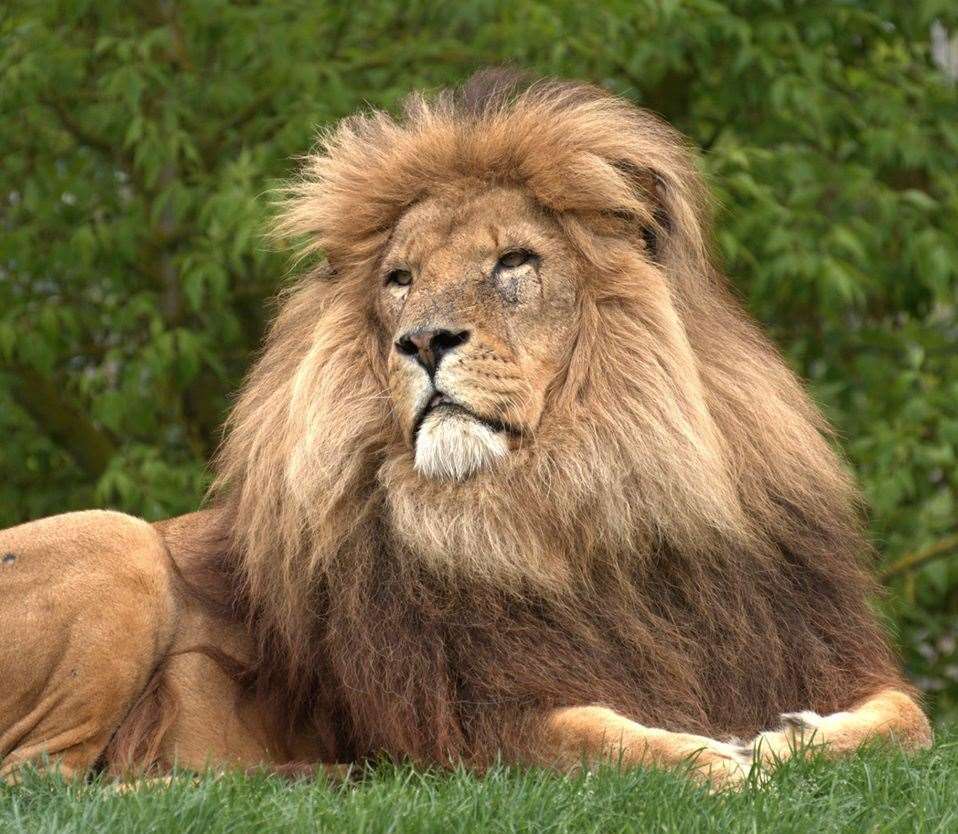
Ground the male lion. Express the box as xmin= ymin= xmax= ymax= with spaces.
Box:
xmin=0 ymin=71 xmax=932 ymax=787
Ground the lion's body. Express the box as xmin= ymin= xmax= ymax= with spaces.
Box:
xmin=0 ymin=511 xmax=174 ymax=778
xmin=0 ymin=510 xmax=333 ymax=778
xmin=0 ymin=506 xmax=931 ymax=784
xmin=0 ymin=72 xmax=932 ymax=786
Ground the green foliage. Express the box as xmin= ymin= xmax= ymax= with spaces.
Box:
xmin=4 ymin=732 xmax=958 ymax=833
xmin=1 ymin=2 xmax=957 ymax=710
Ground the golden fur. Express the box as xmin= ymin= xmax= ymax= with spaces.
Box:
xmin=0 ymin=71 xmax=931 ymax=785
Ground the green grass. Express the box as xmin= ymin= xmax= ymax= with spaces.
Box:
xmin=3 ymin=728 xmax=957 ymax=834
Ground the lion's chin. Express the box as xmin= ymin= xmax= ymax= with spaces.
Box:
xmin=414 ymin=408 xmax=509 ymax=481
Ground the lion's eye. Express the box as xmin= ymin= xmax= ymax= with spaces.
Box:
xmin=386 ymin=269 xmax=413 ymax=287
xmin=496 ymin=250 xmax=535 ymax=270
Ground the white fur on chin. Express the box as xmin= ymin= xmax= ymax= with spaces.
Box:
xmin=414 ymin=409 xmax=508 ymax=480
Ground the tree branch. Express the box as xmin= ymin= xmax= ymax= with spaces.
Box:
xmin=5 ymin=362 xmax=118 ymax=479
xmin=879 ymin=534 xmax=958 ymax=583
xmin=39 ymin=96 xmax=118 ymax=160
xmin=37 ymin=96 xmax=148 ymax=195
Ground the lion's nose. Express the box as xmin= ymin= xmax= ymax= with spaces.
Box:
xmin=395 ymin=327 xmax=470 ymax=374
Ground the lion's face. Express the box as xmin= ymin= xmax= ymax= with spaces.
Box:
xmin=377 ymin=185 xmax=579 ymax=481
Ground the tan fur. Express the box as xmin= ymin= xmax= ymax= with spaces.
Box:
xmin=0 ymin=71 xmax=931 ymax=787
xmin=538 ymin=706 xmax=750 ymax=789
xmin=134 ymin=511 xmax=334 ymax=774
xmin=0 ymin=512 xmax=175 ymax=778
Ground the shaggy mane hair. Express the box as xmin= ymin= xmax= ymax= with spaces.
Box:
xmin=202 ymin=70 xmax=904 ymax=765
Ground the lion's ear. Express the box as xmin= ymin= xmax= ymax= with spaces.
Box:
xmin=636 ymin=171 xmax=673 ymax=263
xmin=612 ymin=157 xmax=711 ymax=277
xmin=611 ymin=161 xmax=673 ymax=262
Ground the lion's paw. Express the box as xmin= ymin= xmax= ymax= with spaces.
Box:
xmin=778 ymin=710 xmax=826 ymax=732
xmin=749 ymin=708 xmax=850 ymax=765
xmin=682 ymin=738 xmax=753 ymax=791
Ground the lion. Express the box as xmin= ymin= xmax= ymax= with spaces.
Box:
xmin=0 ymin=71 xmax=932 ymax=788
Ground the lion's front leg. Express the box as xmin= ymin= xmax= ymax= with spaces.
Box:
xmin=529 ymin=705 xmax=751 ymax=789
xmin=750 ymin=688 xmax=932 ymax=765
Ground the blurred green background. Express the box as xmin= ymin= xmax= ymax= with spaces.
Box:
xmin=1 ymin=1 xmax=957 ymax=717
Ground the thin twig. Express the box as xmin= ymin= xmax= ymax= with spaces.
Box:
xmin=880 ymin=534 xmax=958 ymax=583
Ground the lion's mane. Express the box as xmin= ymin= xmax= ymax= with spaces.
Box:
xmin=208 ymin=71 xmax=903 ymax=763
